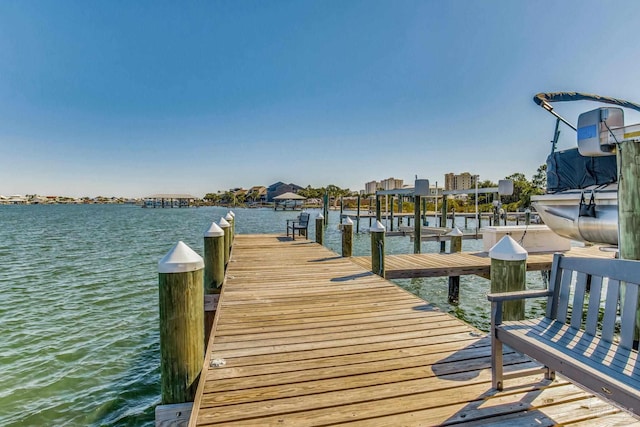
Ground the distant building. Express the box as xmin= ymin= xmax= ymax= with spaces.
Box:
xmin=266 ymin=182 xmax=303 ymax=202
xmin=365 ymin=181 xmax=379 ymax=194
xmin=444 ymin=172 xmax=477 ymax=191
xmin=365 ymin=177 xmax=404 ymax=194
xmin=247 ymin=186 xmax=267 ymax=202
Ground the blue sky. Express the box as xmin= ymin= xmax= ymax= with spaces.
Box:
xmin=2 ymin=1 xmax=640 ymax=198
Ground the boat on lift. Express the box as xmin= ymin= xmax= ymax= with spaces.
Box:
xmin=531 ymin=92 xmax=640 ymax=245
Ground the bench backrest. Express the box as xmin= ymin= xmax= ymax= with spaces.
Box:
xmin=298 ymin=213 xmax=310 ymax=226
xmin=547 ymin=253 xmax=640 ymax=350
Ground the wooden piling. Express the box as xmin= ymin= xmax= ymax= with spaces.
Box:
xmin=525 ymin=209 xmax=531 ymax=225
xmin=370 ymin=220 xmax=385 ymax=278
xmin=203 ymin=223 xmax=225 ymax=343
xmin=389 ymin=196 xmax=394 ymax=231
xmin=440 ymin=196 xmax=448 ymax=253
xmin=375 ymin=195 xmax=381 ymax=222
xmin=356 ymin=194 xmax=361 ymax=233
xmin=225 ymin=212 xmax=234 ymax=243
xmin=489 ymin=236 xmax=527 ymax=321
xmin=339 ymin=196 xmax=344 ymax=224
xmin=447 ymin=228 xmax=463 ymax=303
xmin=421 ymin=198 xmax=427 ymax=226
xmin=618 ymin=140 xmax=640 ymax=338
xmin=158 ymin=241 xmax=204 ymax=405
xmin=414 ymin=196 xmax=421 ymax=254
xmin=229 ymin=211 xmax=236 ymax=242
xmin=342 ymin=217 xmax=353 ymax=257
xmin=219 ymin=217 xmax=231 ymax=265
xmin=323 ymin=193 xmax=329 ymax=225
xmin=315 ymin=214 xmax=324 ymax=245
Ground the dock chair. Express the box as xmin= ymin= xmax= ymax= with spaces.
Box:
xmin=286 ymin=213 xmax=310 ymax=240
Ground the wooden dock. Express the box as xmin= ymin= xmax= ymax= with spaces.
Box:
xmin=350 ymin=245 xmax=614 ymax=279
xmin=189 ymin=235 xmax=635 ymax=426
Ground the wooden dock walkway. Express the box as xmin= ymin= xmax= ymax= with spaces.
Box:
xmin=350 ymin=245 xmax=614 ymax=279
xmin=189 ymin=235 xmax=636 ymax=426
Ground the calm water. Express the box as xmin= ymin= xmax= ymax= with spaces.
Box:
xmin=0 ymin=205 xmax=547 ymax=426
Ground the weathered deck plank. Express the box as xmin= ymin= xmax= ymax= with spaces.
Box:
xmin=190 ymin=235 xmax=637 ymax=426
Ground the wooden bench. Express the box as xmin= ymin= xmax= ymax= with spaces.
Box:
xmin=286 ymin=213 xmax=310 ymax=240
xmin=488 ymin=253 xmax=640 ymax=414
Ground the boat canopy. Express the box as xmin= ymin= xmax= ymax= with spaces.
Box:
xmin=546 ymin=147 xmax=617 ymax=193
xmin=534 ymin=92 xmax=640 ymax=113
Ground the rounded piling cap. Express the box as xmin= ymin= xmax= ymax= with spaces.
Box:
xmin=219 ymin=217 xmax=230 ymax=228
xmin=204 ymin=222 xmax=224 ymax=237
xmin=370 ymin=220 xmax=386 ymax=233
xmin=447 ymin=227 xmax=463 ymax=237
xmin=489 ymin=235 xmax=528 ymax=261
xmin=317 ymin=213 xmax=324 ymax=219
xmin=225 ymin=212 xmax=233 ymax=221
xmin=229 ymin=210 xmax=236 ymax=217
xmin=345 ymin=217 xmax=354 ymax=225
xmin=158 ymin=241 xmax=204 ymax=273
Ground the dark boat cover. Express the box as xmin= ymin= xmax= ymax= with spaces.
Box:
xmin=534 ymin=92 xmax=640 ymax=113
xmin=547 ymin=147 xmax=617 ymax=192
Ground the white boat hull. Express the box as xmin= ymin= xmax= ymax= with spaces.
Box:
xmin=531 ymin=184 xmax=618 ymax=245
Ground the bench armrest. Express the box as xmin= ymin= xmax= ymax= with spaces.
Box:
xmin=487 ymin=289 xmax=551 ymax=302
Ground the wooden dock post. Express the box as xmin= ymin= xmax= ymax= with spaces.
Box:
xmin=315 ymin=213 xmax=324 ymax=245
xmin=375 ymin=195 xmax=381 ymax=222
xmin=525 ymin=208 xmax=531 ymax=225
xmin=447 ymin=227 xmax=463 ymax=304
xmin=618 ymin=139 xmax=640 ymax=338
xmin=414 ymin=196 xmax=421 ymax=254
xmin=389 ymin=196 xmax=394 ymax=231
xmin=422 ymin=198 xmax=427 ymax=226
xmin=219 ymin=217 xmax=231 ymax=266
xmin=440 ymin=196 xmax=448 ymax=253
xmin=342 ymin=217 xmax=353 ymax=257
xmin=228 ymin=210 xmax=236 ymax=241
xmin=451 ymin=208 xmax=456 ymax=228
xmin=323 ymin=193 xmax=329 ymax=225
xmin=225 ymin=212 xmax=234 ymax=244
xmin=489 ymin=236 xmax=527 ymax=321
xmin=413 ymin=180 xmax=429 ymax=254
xmin=203 ymin=222 xmax=225 ymax=343
xmin=356 ymin=194 xmax=361 ymax=233
xmin=158 ymin=241 xmax=204 ymax=407
xmin=370 ymin=220 xmax=385 ymax=278
xmin=339 ymin=196 xmax=344 ymax=224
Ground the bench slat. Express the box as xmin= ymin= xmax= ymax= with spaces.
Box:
xmin=571 ymin=272 xmax=588 ymax=330
xmin=620 ymin=282 xmax=639 ymax=350
xmin=585 ymin=275 xmax=603 ymax=336
xmin=560 ymin=256 xmax=640 ymax=284
xmin=556 ymin=269 xmax=573 ymax=323
xmin=546 ymin=253 xmax=563 ymax=319
xmin=602 ymin=279 xmax=620 ymax=344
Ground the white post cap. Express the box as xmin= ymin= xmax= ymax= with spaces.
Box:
xmin=447 ymin=227 xmax=463 ymax=237
xmin=225 ymin=212 xmax=233 ymax=221
xmin=219 ymin=217 xmax=230 ymax=228
xmin=345 ymin=217 xmax=354 ymax=225
xmin=204 ymin=222 xmax=224 ymax=237
xmin=317 ymin=213 xmax=324 ymax=219
xmin=229 ymin=210 xmax=235 ymax=217
xmin=489 ymin=235 xmax=528 ymax=261
xmin=370 ymin=220 xmax=386 ymax=232
xmin=158 ymin=241 xmax=204 ymax=273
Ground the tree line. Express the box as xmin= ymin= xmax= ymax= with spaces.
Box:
xmin=202 ymin=164 xmax=547 ymax=211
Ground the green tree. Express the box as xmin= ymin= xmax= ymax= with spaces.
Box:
xmin=532 ymin=164 xmax=547 ymax=192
